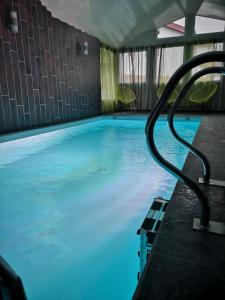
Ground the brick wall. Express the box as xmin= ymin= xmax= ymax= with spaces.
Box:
xmin=0 ymin=0 xmax=101 ymax=134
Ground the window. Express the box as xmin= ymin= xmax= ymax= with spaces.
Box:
xmin=158 ymin=18 xmax=185 ymax=39
xmin=192 ymin=43 xmax=224 ymax=81
xmin=195 ymin=16 xmax=225 ymax=34
xmin=119 ymin=51 xmax=147 ymax=84
xmin=156 ymin=46 xmax=184 ymax=84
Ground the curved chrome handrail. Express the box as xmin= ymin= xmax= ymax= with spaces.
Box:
xmin=168 ymin=67 xmax=225 ymax=183
xmin=145 ymin=51 xmax=225 ymax=227
xmin=0 ymin=255 xmax=27 ymax=299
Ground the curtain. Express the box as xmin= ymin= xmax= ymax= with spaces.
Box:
xmin=154 ymin=46 xmax=184 ymax=106
xmin=192 ymin=42 xmax=224 ymax=110
xmin=100 ymin=47 xmax=119 ymax=113
xmin=156 ymin=45 xmax=184 ymax=87
xmin=155 ymin=43 xmax=223 ymax=86
xmin=119 ymin=48 xmax=155 ymax=111
xmin=192 ymin=42 xmax=223 ymax=81
xmin=102 ymin=43 xmax=224 ymax=113
xmin=154 ymin=43 xmax=225 ymax=110
xmin=119 ymin=50 xmax=147 ymax=84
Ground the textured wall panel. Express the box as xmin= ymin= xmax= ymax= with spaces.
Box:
xmin=0 ymin=0 xmax=101 ymax=133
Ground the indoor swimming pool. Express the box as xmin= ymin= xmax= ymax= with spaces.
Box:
xmin=0 ymin=116 xmax=200 ymax=300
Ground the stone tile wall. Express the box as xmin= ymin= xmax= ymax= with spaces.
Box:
xmin=0 ymin=0 xmax=101 ymax=133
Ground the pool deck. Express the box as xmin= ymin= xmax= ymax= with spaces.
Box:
xmin=133 ymin=114 xmax=225 ymax=300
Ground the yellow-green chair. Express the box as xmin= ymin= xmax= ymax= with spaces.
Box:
xmin=157 ymin=83 xmax=179 ymax=106
xmin=117 ymin=86 xmax=136 ymax=110
xmin=189 ymin=82 xmax=217 ymax=108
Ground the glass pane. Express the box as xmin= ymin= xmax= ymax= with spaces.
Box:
xmin=158 ymin=18 xmax=185 ymax=39
xmin=195 ymin=16 xmax=225 ymax=34
xmin=119 ymin=51 xmax=147 ymax=84
xmin=192 ymin=43 xmax=224 ymax=81
xmin=156 ymin=46 xmax=184 ymax=84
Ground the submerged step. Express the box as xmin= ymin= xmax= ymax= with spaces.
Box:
xmin=137 ymin=197 xmax=169 ymax=277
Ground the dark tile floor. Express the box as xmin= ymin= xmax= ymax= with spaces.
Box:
xmin=133 ymin=115 xmax=225 ymax=300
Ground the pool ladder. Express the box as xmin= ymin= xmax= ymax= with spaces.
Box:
xmin=145 ymin=51 xmax=225 ymax=235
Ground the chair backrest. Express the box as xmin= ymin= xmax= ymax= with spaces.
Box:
xmin=190 ymin=81 xmax=217 ymax=104
xmin=157 ymin=83 xmax=179 ymax=105
xmin=117 ymin=86 xmax=136 ymax=104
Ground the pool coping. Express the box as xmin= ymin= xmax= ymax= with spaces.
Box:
xmin=133 ymin=114 xmax=225 ymax=299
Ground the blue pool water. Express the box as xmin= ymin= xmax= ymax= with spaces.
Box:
xmin=0 ymin=116 xmax=200 ymax=300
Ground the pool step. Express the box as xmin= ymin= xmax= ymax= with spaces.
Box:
xmin=137 ymin=197 xmax=169 ymax=278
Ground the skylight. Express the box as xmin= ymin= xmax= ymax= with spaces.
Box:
xmin=157 ymin=18 xmax=185 ymax=39
xmin=195 ymin=16 xmax=225 ymax=34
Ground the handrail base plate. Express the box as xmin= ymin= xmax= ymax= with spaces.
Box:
xmin=193 ymin=218 xmax=225 ymax=235
xmin=199 ymin=177 xmax=225 ymax=187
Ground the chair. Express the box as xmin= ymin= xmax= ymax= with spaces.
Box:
xmin=157 ymin=83 xmax=179 ymax=106
xmin=117 ymin=86 xmax=136 ymax=110
xmin=189 ymin=82 xmax=217 ymax=109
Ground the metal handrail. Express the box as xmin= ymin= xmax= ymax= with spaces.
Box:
xmin=145 ymin=51 xmax=225 ymax=227
xmin=0 ymin=255 xmax=27 ymax=299
xmin=168 ymin=67 xmax=225 ymax=183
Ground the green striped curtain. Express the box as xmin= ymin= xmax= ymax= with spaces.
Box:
xmin=100 ymin=47 xmax=119 ymax=113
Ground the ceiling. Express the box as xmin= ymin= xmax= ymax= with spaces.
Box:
xmin=41 ymin=0 xmax=225 ymax=48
